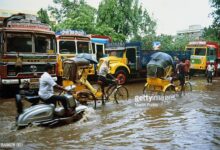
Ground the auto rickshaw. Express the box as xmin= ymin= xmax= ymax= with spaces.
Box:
xmin=143 ymin=52 xmax=192 ymax=97
xmin=62 ymin=54 xmax=128 ymax=108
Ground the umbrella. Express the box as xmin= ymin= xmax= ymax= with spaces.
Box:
xmin=76 ymin=53 xmax=98 ymax=64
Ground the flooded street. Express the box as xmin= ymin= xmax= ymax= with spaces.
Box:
xmin=0 ymin=77 xmax=220 ymax=149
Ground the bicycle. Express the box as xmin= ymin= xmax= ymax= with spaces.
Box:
xmin=98 ymin=78 xmax=129 ymax=104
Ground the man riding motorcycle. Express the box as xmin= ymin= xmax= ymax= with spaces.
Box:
xmin=38 ymin=63 xmax=75 ymax=116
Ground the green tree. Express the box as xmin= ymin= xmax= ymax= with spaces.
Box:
xmin=210 ymin=0 xmax=220 ymax=25
xmin=97 ymin=0 xmax=156 ymax=39
xmin=37 ymin=8 xmax=50 ymax=24
xmin=203 ymin=26 xmax=219 ymax=42
xmin=202 ymin=0 xmax=220 ymax=43
xmin=48 ymin=0 xmax=96 ymax=33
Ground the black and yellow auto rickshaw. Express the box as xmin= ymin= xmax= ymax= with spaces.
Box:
xmin=143 ymin=52 xmax=192 ymax=97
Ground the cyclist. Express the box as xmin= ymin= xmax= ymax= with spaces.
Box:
xmin=176 ymin=58 xmax=186 ymax=92
xmin=98 ymin=60 xmax=116 ymax=89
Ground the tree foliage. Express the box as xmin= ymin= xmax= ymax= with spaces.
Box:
xmin=210 ymin=0 xmax=220 ymax=25
xmin=37 ymin=8 xmax=50 ymax=24
xmin=48 ymin=0 xmax=96 ymax=33
xmin=97 ymin=0 xmax=156 ymax=39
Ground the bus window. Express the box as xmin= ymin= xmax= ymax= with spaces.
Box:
xmin=186 ymin=48 xmax=194 ymax=55
xmin=35 ymin=34 xmax=54 ymax=53
xmin=208 ymin=47 xmax=216 ymax=56
xmin=7 ymin=33 xmax=32 ymax=53
xmin=194 ymin=48 xmax=206 ymax=56
xmin=59 ymin=41 xmax=76 ymax=54
xmin=77 ymin=41 xmax=89 ymax=54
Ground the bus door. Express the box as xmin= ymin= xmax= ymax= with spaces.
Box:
xmin=92 ymin=42 xmax=104 ymax=61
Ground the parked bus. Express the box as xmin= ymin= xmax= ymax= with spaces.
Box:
xmin=56 ymin=30 xmax=93 ymax=83
xmin=90 ymin=34 xmax=111 ymax=61
xmin=0 ymin=13 xmax=57 ymax=95
xmin=185 ymin=41 xmax=220 ymax=75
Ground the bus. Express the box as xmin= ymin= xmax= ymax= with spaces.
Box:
xmin=90 ymin=34 xmax=111 ymax=61
xmin=185 ymin=41 xmax=220 ymax=75
xmin=0 ymin=13 xmax=57 ymax=95
xmin=56 ymin=30 xmax=93 ymax=83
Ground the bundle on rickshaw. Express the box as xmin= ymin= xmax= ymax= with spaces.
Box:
xmin=62 ymin=54 xmax=102 ymax=106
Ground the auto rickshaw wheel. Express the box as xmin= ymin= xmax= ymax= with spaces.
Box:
xmin=164 ymin=85 xmax=176 ymax=100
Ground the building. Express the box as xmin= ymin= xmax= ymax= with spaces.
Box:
xmin=177 ymin=25 xmax=203 ymax=40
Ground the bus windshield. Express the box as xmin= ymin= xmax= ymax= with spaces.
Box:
xmin=35 ymin=34 xmax=55 ymax=53
xmin=186 ymin=47 xmax=194 ymax=55
xmin=207 ymin=47 xmax=216 ymax=56
xmin=77 ymin=41 xmax=89 ymax=54
xmin=59 ymin=41 xmax=76 ymax=54
xmin=7 ymin=33 xmax=32 ymax=53
xmin=194 ymin=48 xmax=206 ymax=56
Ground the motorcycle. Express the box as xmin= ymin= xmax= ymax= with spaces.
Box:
xmin=15 ymin=85 xmax=88 ymax=129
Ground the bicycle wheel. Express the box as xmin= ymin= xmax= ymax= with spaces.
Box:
xmin=105 ymin=84 xmax=116 ymax=101
xmin=114 ymin=86 xmax=129 ymax=104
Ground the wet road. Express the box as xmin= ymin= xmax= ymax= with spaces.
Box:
xmin=0 ymin=77 xmax=220 ymax=149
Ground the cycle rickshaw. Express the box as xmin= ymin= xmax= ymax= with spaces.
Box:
xmin=62 ymin=54 xmax=128 ymax=108
xmin=143 ymin=52 xmax=192 ymax=98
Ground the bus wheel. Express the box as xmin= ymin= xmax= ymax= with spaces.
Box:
xmin=115 ymin=70 xmax=127 ymax=85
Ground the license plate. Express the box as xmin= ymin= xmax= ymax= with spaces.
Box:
xmin=29 ymin=78 xmax=39 ymax=89
xmin=30 ymin=78 xmax=39 ymax=83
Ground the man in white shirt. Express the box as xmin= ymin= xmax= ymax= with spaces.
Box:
xmin=206 ymin=62 xmax=215 ymax=83
xmin=38 ymin=63 xmax=75 ymax=116
xmin=98 ymin=60 xmax=116 ymax=86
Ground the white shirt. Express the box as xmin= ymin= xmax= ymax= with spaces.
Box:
xmin=207 ymin=64 xmax=215 ymax=72
xmin=38 ymin=72 xmax=57 ymax=100
xmin=98 ymin=63 xmax=109 ymax=77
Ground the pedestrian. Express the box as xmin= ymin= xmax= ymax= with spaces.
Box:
xmin=184 ymin=58 xmax=190 ymax=79
xmin=176 ymin=58 xmax=186 ymax=93
xmin=206 ymin=62 xmax=215 ymax=83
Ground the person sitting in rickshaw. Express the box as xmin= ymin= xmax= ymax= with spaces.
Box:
xmin=98 ymin=60 xmax=116 ymax=90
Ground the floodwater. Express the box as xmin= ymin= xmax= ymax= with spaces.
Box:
xmin=0 ymin=77 xmax=220 ymax=149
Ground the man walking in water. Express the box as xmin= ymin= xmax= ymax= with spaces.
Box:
xmin=206 ymin=62 xmax=215 ymax=83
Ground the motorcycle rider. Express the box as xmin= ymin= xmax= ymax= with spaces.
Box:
xmin=38 ymin=63 xmax=75 ymax=116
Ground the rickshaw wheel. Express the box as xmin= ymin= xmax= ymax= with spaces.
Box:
xmin=164 ymin=85 xmax=176 ymax=100
xmin=184 ymin=82 xmax=192 ymax=92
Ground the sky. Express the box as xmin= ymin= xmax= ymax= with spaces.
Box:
xmin=0 ymin=0 xmax=214 ymax=35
